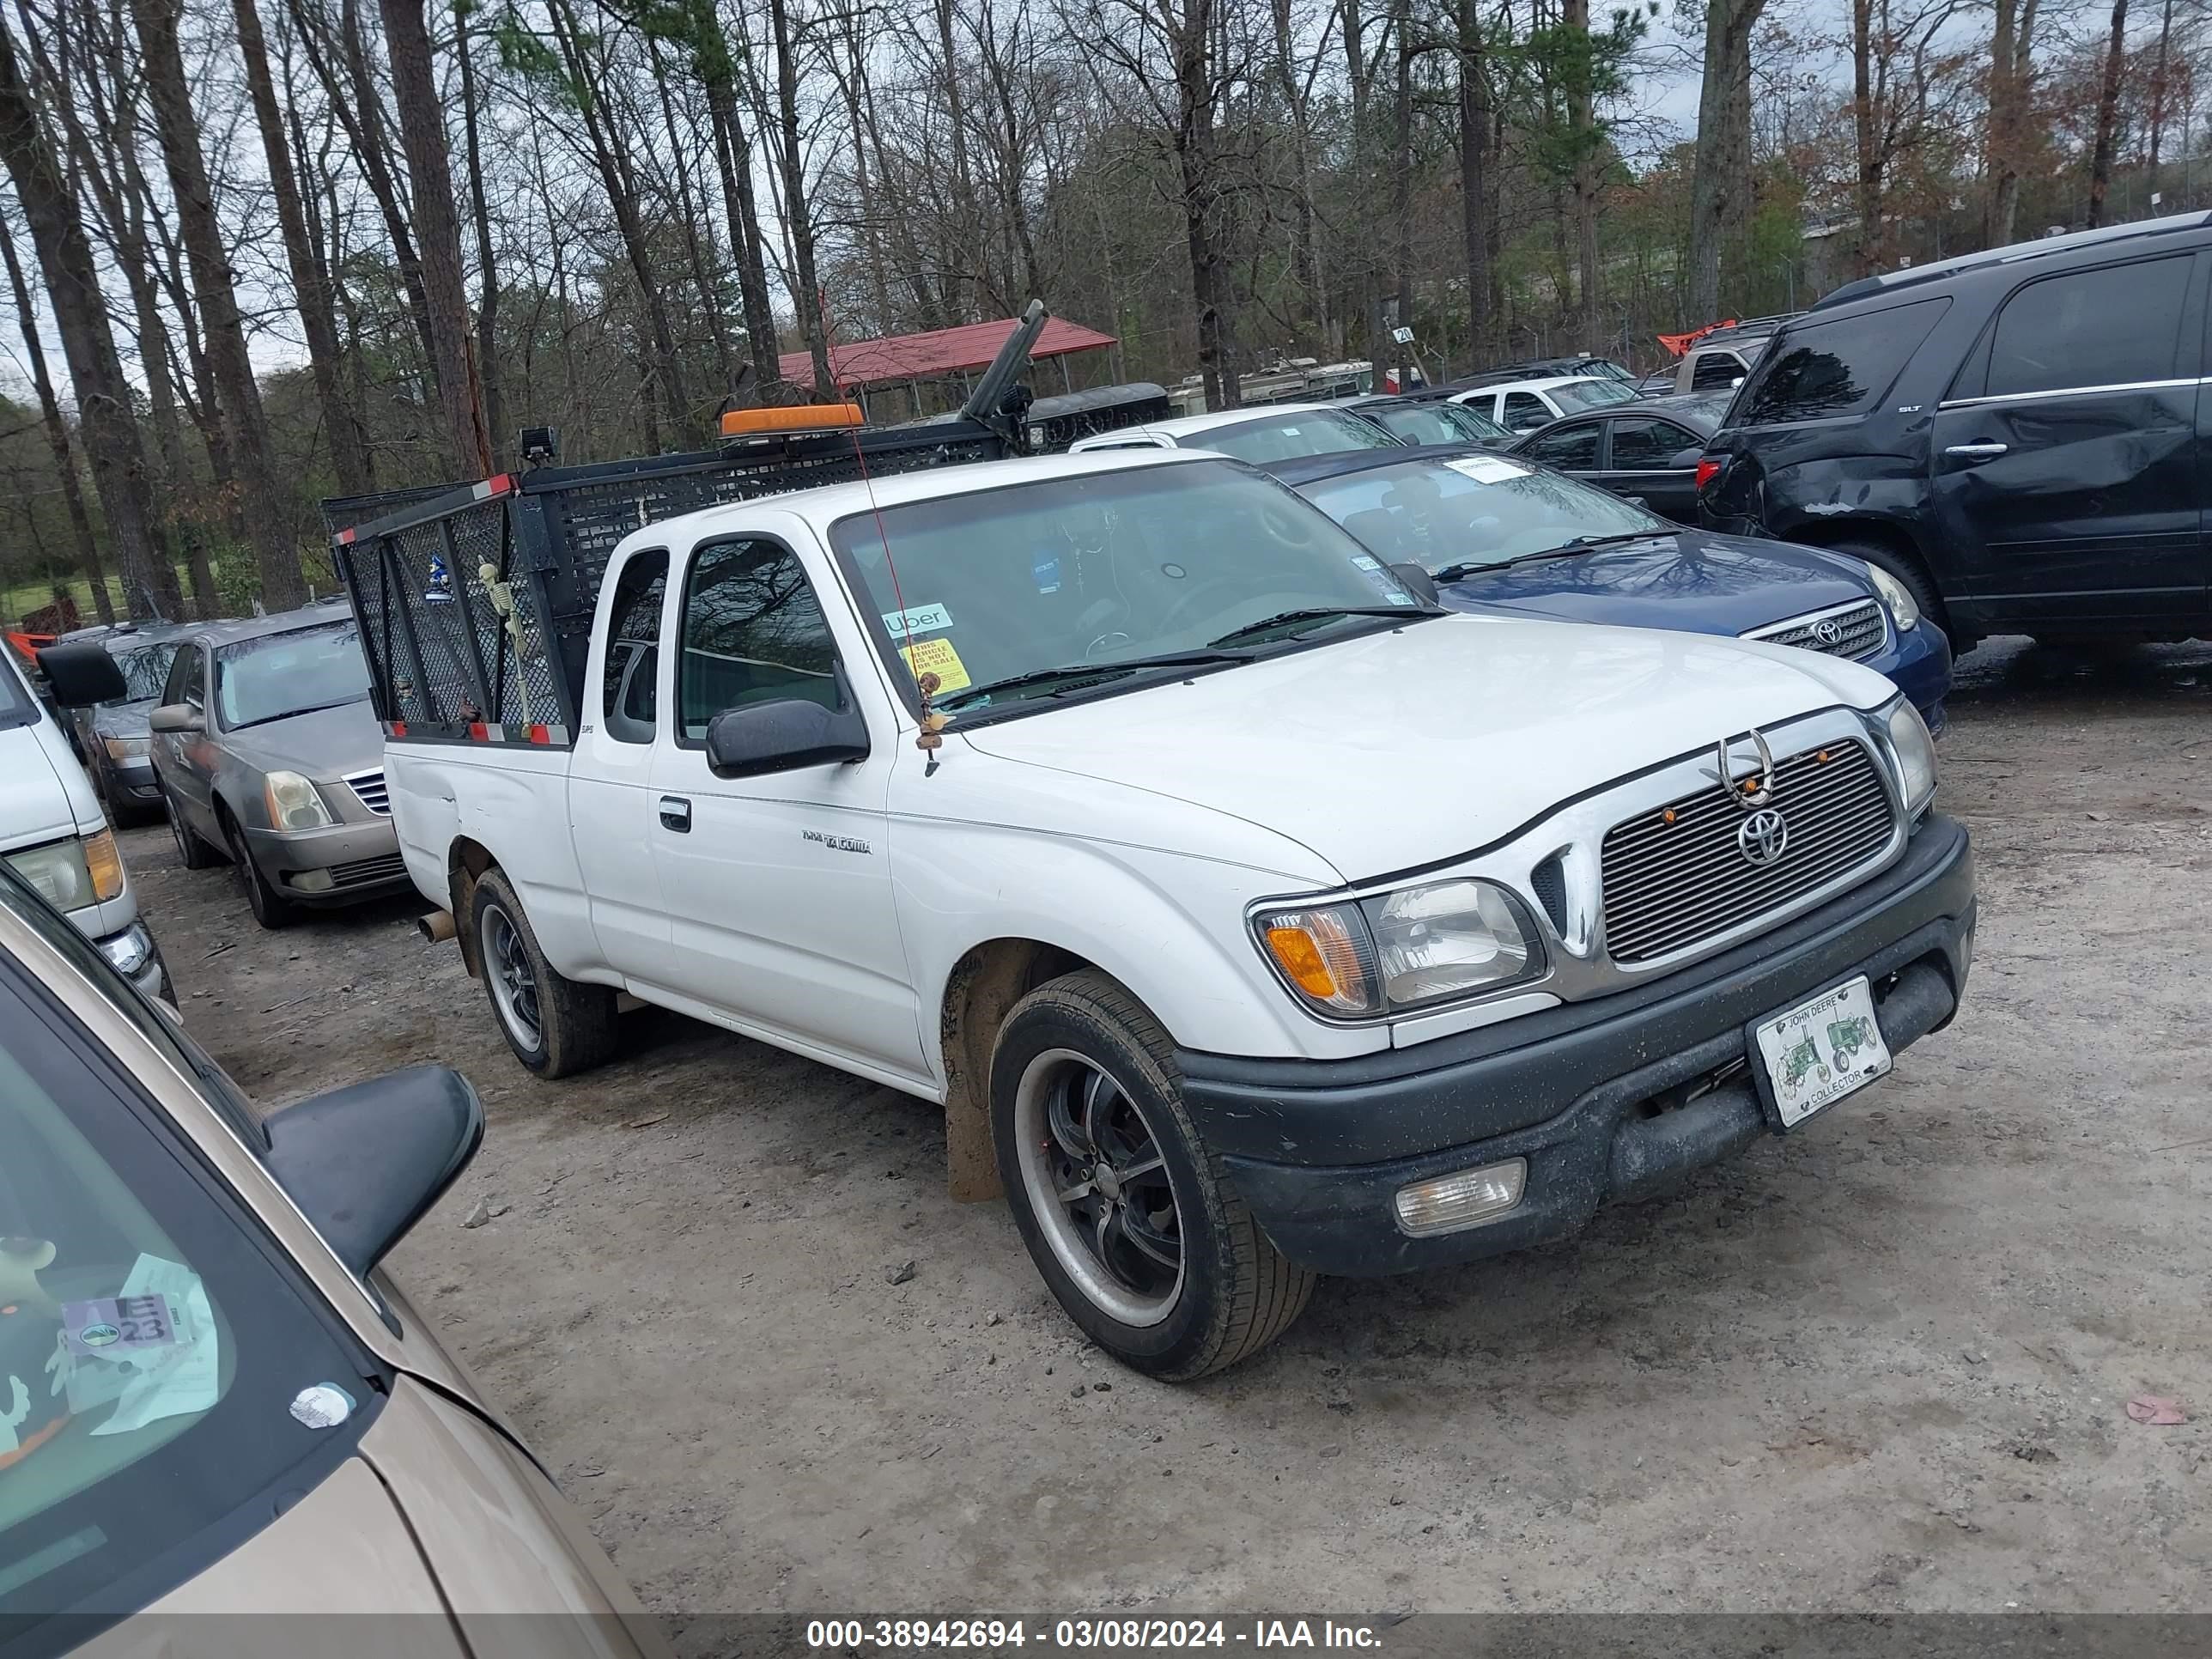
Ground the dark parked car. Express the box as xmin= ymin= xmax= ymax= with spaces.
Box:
xmin=61 ymin=623 xmax=196 ymax=823
xmin=1698 ymin=210 xmax=2212 ymax=652
xmin=1266 ymin=445 xmax=1952 ymax=731
xmin=1453 ymin=356 xmax=1637 ymax=389
xmin=1348 ymin=393 xmax=1515 ymax=447
xmin=1508 ymin=393 xmax=1730 ymax=521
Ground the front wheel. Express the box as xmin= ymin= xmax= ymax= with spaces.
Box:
xmin=221 ymin=811 xmax=297 ymax=930
xmin=990 ymin=970 xmax=1315 ymax=1379
xmin=470 ymin=869 xmax=618 ymax=1077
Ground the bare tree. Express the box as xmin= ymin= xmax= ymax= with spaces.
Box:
xmin=2087 ymin=0 xmax=2130 ymax=225
xmin=1688 ymin=0 xmax=1769 ymax=319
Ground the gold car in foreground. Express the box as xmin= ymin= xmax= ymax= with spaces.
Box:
xmin=0 ymin=865 xmax=664 ymax=1659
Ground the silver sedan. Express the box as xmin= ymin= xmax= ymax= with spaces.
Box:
xmin=150 ymin=609 xmax=407 ymax=929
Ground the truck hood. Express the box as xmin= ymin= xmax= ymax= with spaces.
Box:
xmin=221 ymin=697 xmax=383 ymax=779
xmin=956 ymin=612 xmax=1890 ymax=884
xmin=0 ymin=721 xmax=93 ymax=850
xmin=1439 ymin=531 xmax=1875 ymax=637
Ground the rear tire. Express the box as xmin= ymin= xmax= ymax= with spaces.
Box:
xmin=990 ymin=969 xmax=1315 ymax=1380
xmin=470 ymin=869 xmax=619 ymax=1077
xmin=221 ymin=809 xmax=298 ymax=931
xmin=163 ymin=783 xmax=220 ymax=870
xmin=1823 ymin=535 xmax=1952 ymax=644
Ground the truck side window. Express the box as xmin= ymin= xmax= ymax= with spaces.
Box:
xmin=600 ymin=549 xmax=667 ymax=743
xmin=1691 ymin=351 xmax=1743 ymax=392
xmin=678 ymin=538 xmax=841 ymax=744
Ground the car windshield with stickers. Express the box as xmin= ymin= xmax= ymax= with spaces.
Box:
xmin=1293 ymin=452 xmax=1672 ymax=575
xmin=826 ymin=457 xmax=1431 ymax=716
xmin=0 ymin=876 xmax=373 ymax=1623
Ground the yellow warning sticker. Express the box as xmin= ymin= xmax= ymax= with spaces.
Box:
xmin=899 ymin=635 xmax=971 ymax=693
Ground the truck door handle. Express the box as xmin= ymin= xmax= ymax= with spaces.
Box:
xmin=659 ymin=796 xmax=691 ymax=832
xmin=1943 ymin=442 xmax=2008 ymax=461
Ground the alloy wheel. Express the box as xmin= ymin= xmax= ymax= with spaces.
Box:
xmin=481 ymin=904 xmax=543 ymax=1052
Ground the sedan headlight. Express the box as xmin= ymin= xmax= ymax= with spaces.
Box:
xmin=7 ymin=830 xmax=126 ymax=911
xmin=264 ymin=770 xmax=336 ymax=832
xmin=102 ymin=735 xmax=150 ymax=761
xmin=1863 ymin=562 xmax=1920 ymax=632
xmin=1257 ymin=878 xmax=1543 ymax=1020
xmin=1883 ymin=697 xmax=1938 ymax=816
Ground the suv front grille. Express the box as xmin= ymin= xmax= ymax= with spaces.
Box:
xmin=1600 ymin=739 xmax=1895 ymax=963
xmin=1744 ymin=600 xmax=1887 ymax=660
xmin=346 ymin=771 xmax=391 ymax=816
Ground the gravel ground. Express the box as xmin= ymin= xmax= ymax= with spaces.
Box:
xmin=126 ymin=636 xmax=2209 ymax=1633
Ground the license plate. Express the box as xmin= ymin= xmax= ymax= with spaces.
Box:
xmin=1753 ymin=975 xmax=1892 ymax=1129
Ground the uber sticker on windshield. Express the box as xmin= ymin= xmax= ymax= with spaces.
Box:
xmin=899 ymin=636 xmax=971 ymax=693
xmin=881 ymin=602 xmax=953 ymax=635
xmin=1444 ymin=455 xmax=1533 ymax=485
xmin=1032 ymin=556 xmax=1061 ymax=594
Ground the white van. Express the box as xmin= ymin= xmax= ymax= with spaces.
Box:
xmin=1 ymin=645 xmax=168 ymax=995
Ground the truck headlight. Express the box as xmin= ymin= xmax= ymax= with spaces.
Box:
xmin=1256 ymin=878 xmax=1543 ymax=1020
xmin=7 ymin=830 xmax=125 ymax=911
xmin=1883 ymin=697 xmax=1937 ymax=816
xmin=1864 ymin=563 xmax=1920 ymax=631
xmin=264 ymin=770 xmax=336 ymax=832
xmin=103 ymin=735 xmax=150 ymax=761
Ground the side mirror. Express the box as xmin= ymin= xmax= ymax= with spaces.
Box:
xmin=262 ymin=1065 xmax=483 ymax=1276
xmin=705 ymin=680 xmax=870 ymax=779
xmin=1389 ymin=562 xmax=1442 ymax=606
xmin=34 ymin=641 xmax=128 ymax=707
xmin=149 ymin=703 xmax=202 ymax=734
xmin=1668 ymin=447 xmax=1705 ymax=470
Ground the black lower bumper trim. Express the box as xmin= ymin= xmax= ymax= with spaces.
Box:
xmin=1182 ymin=816 xmax=1975 ymax=1278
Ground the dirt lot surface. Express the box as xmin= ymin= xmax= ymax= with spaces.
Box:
xmin=126 ymin=636 xmax=2207 ymax=1632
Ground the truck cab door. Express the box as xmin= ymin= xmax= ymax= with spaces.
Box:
xmin=643 ymin=530 xmax=926 ymax=1085
xmin=1929 ymin=249 xmax=2207 ymax=631
xmin=570 ymin=547 xmax=672 ymax=977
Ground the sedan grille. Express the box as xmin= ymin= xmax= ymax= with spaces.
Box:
xmin=329 ymin=853 xmax=407 ymax=889
xmin=345 ymin=770 xmax=391 ymax=816
xmin=1601 ymin=740 xmax=1895 ymax=964
xmin=1744 ymin=599 xmax=1887 ymax=660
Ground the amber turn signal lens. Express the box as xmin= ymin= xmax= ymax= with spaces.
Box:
xmin=82 ymin=830 xmax=125 ymax=905
xmin=1265 ymin=926 xmax=1338 ymax=1000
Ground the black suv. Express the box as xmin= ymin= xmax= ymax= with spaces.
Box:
xmin=1698 ymin=211 xmax=2212 ymax=652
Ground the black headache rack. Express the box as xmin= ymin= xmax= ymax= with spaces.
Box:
xmin=324 ymin=419 xmax=1012 ymax=747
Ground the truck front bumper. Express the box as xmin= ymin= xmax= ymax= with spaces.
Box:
xmin=1179 ymin=813 xmax=1975 ymax=1278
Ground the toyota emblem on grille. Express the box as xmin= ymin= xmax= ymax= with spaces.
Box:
xmin=1813 ymin=617 xmax=1845 ymax=647
xmin=1737 ymin=809 xmax=1790 ymax=866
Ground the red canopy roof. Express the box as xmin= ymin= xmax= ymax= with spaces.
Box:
xmin=779 ymin=316 xmax=1116 ymax=391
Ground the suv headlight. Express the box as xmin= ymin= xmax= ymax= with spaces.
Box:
xmin=1256 ymin=878 xmax=1544 ymax=1020
xmin=264 ymin=770 xmax=336 ymax=832
xmin=7 ymin=830 xmax=126 ymax=911
xmin=1863 ymin=563 xmax=1920 ymax=632
xmin=1883 ymin=697 xmax=1937 ymax=816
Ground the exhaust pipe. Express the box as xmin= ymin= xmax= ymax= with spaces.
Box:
xmin=416 ymin=909 xmax=457 ymax=945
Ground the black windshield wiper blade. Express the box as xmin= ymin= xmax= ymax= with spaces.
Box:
xmin=937 ymin=650 xmax=1253 ymax=712
xmin=229 ymin=697 xmax=369 ymax=730
xmin=1206 ymin=605 xmax=1419 ymax=648
xmin=1434 ymin=532 xmax=1662 ymax=583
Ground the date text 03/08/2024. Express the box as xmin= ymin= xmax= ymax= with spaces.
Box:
xmin=805 ymin=1619 xmax=1387 ymax=1650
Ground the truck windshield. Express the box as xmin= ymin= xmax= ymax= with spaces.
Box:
xmin=214 ymin=624 xmax=372 ymax=731
xmin=828 ymin=460 xmax=1425 ymax=714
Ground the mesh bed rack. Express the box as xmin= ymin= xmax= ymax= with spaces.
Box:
xmin=325 ymin=419 xmax=1012 ymax=747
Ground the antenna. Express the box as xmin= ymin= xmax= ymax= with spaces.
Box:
xmin=817 ymin=293 xmax=952 ymax=773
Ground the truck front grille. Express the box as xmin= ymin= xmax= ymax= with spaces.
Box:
xmin=1600 ymin=739 xmax=1895 ymax=963
xmin=1744 ymin=599 xmax=1887 ymax=660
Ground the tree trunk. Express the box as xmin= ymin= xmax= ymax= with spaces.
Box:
xmin=1687 ymin=0 xmax=1767 ymax=320
xmin=1457 ymin=0 xmax=1492 ymax=356
xmin=1391 ymin=0 xmax=1414 ymax=383
xmin=378 ymin=0 xmax=494 ymax=476
xmin=455 ymin=0 xmax=506 ymax=465
xmin=2147 ymin=0 xmax=2173 ymax=202
xmin=935 ymin=0 xmax=980 ymax=321
xmin=2087 ymin=0 xmax=2130 ymax=227
xmin=0 ymin=9 xmax=180 ymax=620
xmin=647 ymin=33 xmax=736 ymax=389
xmin=703 ymin=60 xmax=784 ymax=398
xmin=1344 ymin=0 xmax=1371 ymax=355
xmin=0 ymin=210 xmax=112 ymax=623
xmin=1562 ymin=0 xmax=1601 ymax=349
xmin=1175 ymin=0 xmax=1236 ymax=407
xmin=769 ymin=0 xmax=835 ymax=393
xmin=1851 ymin=0 xmax=1883 ymax=276
xmin=130 ymin=0 xmax=305 ymax=611
xmin=235 ymin=0 xmax=370 ymax=496
xmin=1986 ymin=0 xmax=2021 ymax=245
xmin=1272 ymin=0 xmax=1325 ymax=338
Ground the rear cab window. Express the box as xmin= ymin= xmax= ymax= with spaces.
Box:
xmin=1731 ymin=296 xmax=1950 ymax=428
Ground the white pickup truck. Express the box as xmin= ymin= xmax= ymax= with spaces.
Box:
xmin=344 ymin=446 xmax=1975 ymax=1378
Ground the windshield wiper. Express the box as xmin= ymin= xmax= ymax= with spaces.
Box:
xmin=1434 ymin=532 xmax=1662 ymax=583
xmin=937 ymin=650 xmax=1253 ymax=713
xmin=1206 ymin=605 xmax=1423 ymax=648
xmin=229 ymin=697 xmax=370 ymax=731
